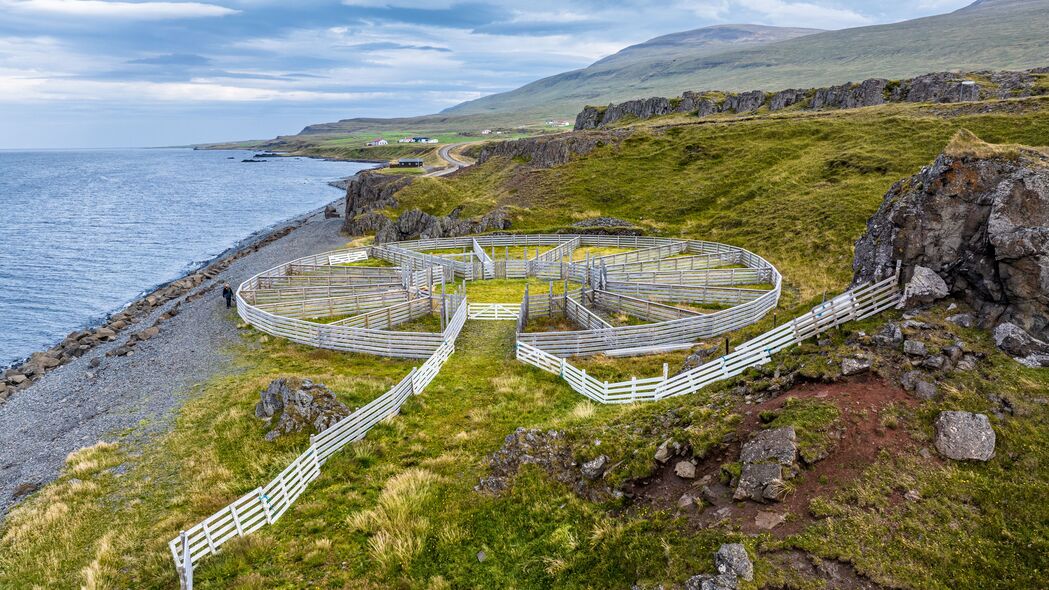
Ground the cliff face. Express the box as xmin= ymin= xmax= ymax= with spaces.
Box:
xmin=575 ymin=67 xmax=1049 ymax=129
xmin=853 ymin=132 xmax=1049 ymax=348
xmin=341 ymin=172 xmax=510 ymax=242
xmin=475 ymin=130 xmax=627 ymax=169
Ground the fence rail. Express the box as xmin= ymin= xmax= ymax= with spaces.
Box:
xmin=171 ymin=299 xmax=467 ymax=584
xmin=517 ymin=271 xmax=901 ymax=404
xmin=177 ymin=233 xmax=816 ymax=586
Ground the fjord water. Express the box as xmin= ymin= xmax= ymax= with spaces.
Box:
xmin=0 ymin=148 xmax=371 ymax=367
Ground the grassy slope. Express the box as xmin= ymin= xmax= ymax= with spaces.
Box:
xmin=3 ymin=101 xmax=1049 ymax=589
xmin=446 ymin=0 xmax=1049 ymax=119
xmin=392 ymin=99 xmax=1049 ymax=299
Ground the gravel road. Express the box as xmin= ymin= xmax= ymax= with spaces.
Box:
xmin=0 ymin=199 xmax=350 ymax=516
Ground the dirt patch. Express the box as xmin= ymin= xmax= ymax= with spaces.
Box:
xmin=622 ymin=376 xmax=919 ymax=537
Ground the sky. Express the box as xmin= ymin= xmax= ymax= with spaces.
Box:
xmin=0 ymin=0 xmax=975 ymax=148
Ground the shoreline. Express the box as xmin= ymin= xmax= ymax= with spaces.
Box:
xmin=1 ymin=161 xmax=368 ymax=387
xmin=0 ymin=179 xmax=358 ymax=514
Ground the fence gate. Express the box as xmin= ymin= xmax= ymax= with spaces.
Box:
xmin=468 ymin=303 xmax=520 ymax=320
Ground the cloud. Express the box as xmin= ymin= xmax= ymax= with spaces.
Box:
xmin=1 ymin=0 xmax=240 ymax=20
xmin=736 ymin=0 xmax=872 ymax=28
xmin=128 ymin=53 xmax=212 ymax=66
xmin=344 ymin=41 xmax=452 ymax=52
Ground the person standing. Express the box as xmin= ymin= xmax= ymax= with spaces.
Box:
xmin=222 ymin=282 xmax=234 ymax=309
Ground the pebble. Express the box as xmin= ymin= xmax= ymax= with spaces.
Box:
xmin=0 ymin=206 xmax=349 ymax=516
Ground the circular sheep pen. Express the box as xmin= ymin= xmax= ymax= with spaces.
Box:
xmin=235 ymin=234 xmax=782 ymax=361
xmin=179 ymin=236 xmax=901 ymax=574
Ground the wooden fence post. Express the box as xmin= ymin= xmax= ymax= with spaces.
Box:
xmin=440 ymin=277 xmax=446 ymax=332
xmin=178 ymin=530 xmax=193 ymax=590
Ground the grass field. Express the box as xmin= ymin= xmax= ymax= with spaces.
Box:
xmin=4 ymin=99 xmax=1049 ymax=589
xmin=391 ymin=99 xmax=1049 ymax=299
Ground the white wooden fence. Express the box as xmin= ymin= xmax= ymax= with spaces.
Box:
xmin=517 ymin=271 xmax=900 ymax=404
xmin=171 ymin=299 xmax=467 ymax=586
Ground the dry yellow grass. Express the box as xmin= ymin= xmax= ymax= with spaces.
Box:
xmin=345 ymin=468 xmax=442 ymax=571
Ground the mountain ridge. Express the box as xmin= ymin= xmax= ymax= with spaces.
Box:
xmin=442 ymin=0 xmax=1049 ymax=119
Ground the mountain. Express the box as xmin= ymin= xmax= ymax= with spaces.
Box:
xmin=444 ymin=0 xmax=1049 ymax=118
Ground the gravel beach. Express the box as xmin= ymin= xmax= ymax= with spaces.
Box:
xmin=0 ymin=197 xmax=350 ymax=516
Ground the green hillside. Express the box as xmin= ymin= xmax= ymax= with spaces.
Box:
xmin=390 ymin=98 xmax=1049 ymax=299
xmin=4 ymin=93 xmax=1048 ymax=589
xmin=445 ymin=0 xmax=1049 ymax=120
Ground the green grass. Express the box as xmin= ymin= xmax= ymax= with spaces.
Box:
xmin=453 ymin=278 xmax=578 ymax=303
xmin=6 ymin=99 xmax=1049 ymax=590
xmin=759 ymin=397 xmax=842 ymax=464
xmin=392 ymin=100 xmax=1049 ymax=299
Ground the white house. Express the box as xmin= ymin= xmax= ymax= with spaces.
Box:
xmin=397 ymin=137 xmax=414 ymax=143
xmin=366 ymin=138 xmax=388 ymax=147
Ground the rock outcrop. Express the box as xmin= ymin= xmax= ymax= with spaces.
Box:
xmin=574 ymin=67 xmax=1049 ymax=130
xmin=733 ymin=427 xmax=798 ymax=503
xmin=255 ymin=378 xmax=351 ymax=442
xmin=476 ymin=427 xmax=614 ymax=501
xmin=853 ymin=132 xmax=1049 ymax=362
xmin=341 ymin=170 xmax=511 ymax=242
xmin=343 ymin=172 xmax=413 ymax=222
xmin=475 ymin=130 xmax=626 ymax=169
xmin=685 ymin=543 xmax=754 ymax=590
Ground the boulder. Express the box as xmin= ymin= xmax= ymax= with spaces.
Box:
xmin=934 ymin=411 xmax=996 ymax=461
xmin=904 ymin=340 xmax=928 ymax=357
xmin=581 ymin=455 xmax=608 ymax=480
xmin=674 ymin=460 xmax=697 ymax=479
xmin=874 ymin=322 xmax=904 ymax=347
xmin=900 ymin=371 xmax=937 ymax=399
xmin=733 ymin=463 xmax=785 ymax=502
xmin=853 ymin=134 xmax=1049 ymax=346
xmin=914 ymin=380 xmax=938 ymax=400
xmin=922 ymin=355 xmax=948 ymax=370
xmin=323 ymin=204 xmax=339 ymax=219
xmin=841 ymin=357 xmax=872 ymax=376
xmin=899 ymin=266 xmax=950 ymax=308
xmin=677 ymin=493 xmax=698 ymax=511
xmin=654 ymin=439 xmax=673 ymax=463
xmin=739 ymin=427 xmax=797 ymax=466
xmin=993 ymin=322 xmax=1049 ymax=366
xmin=94 ymin=327 xmax=117 ymax=341
xmin=133 ymin=326 xmax=160 ymax=341
xmin=255 ymin=378 xmax=352 ymax=441
xmin=715 ymin=543 xmax=754 ymax=581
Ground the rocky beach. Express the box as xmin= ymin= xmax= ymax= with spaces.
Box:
xmin=0 ymin=194 xmax=353 ymax=515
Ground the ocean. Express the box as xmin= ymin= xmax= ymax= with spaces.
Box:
xmin=0 ymin=148 xmax=372 ymax=367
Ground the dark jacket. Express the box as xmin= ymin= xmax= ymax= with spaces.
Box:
xmin=222 ymin=286 xmax=233 ymax=299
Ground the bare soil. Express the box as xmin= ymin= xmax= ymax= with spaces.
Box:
xmin=623 ymin=375 xmax=919 ymax=537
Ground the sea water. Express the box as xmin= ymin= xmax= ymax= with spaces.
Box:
xmin=0 ymin=148 xmax=372 ymax=366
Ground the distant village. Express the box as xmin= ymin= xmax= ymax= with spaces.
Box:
xmin=366 ymin=136 xmax=439 ymax=147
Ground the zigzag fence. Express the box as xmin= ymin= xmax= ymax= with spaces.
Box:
xmin=171 ymin=299 xmax=466 ymax=587
xmin=174 ymin=233 xmax=790 ymax=586
xmin=516 ymin=270 xmax=901 ymax=404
